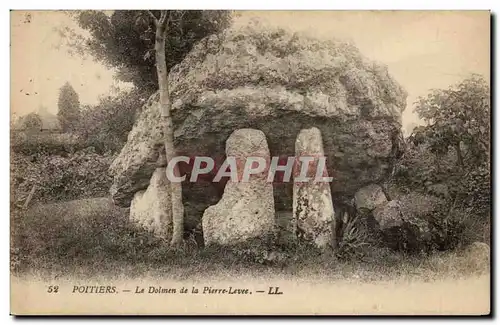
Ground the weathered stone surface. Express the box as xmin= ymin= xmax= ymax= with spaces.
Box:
xmin=109 ymin=22 xmax=407 ymax=209
xmin=354 ymin=184 xmax=388 ymax=212
xmin=293 ymin=127 xmax=335 ymax=248
xmin=373 ymin=193 xmax=444 ymax=252
xmin=129 ymin=168 xmax=172 ymax=238
xmin=202 ymin=129 xmax=275 ymax=246
xmin=372 ymin=200 xmax=403 ymax=230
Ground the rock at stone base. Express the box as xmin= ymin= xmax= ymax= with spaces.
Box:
xmin=354 ymin=184 xmax=388 ymax=212
xmin=130 ymin=167 xmax=172 ymax=239
xmin=293 ymin=127 xmax=335 ymax=249
xmin=373 ymin=200 xmax=404 ymax=230
xmin=202 ymin=129 xmax=275 ymax=246
xmin=372 ymin=198 xmax=433 ymax=252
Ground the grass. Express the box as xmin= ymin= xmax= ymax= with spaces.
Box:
xmin=10 ymin=197 xmax=490 ymax=282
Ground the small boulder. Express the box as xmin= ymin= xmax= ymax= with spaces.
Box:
xmin=372 ymin=194 xmax=442 ymax=252
xmin=372 ymin=200 xmax=404 ymax=230
xmin=354 ymin=184 xmax=387 ymax=212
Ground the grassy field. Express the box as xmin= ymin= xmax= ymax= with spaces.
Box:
xmin=10 ymin=197 xmax=490 ymax=282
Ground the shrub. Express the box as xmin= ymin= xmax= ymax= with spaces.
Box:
xmin=10 ymin=130 xmax=85 ymax=156
xmin=10 ymin=149 xmax=115 ymax=205
xmin=429 ymin=203 xmax=490 ymax=251
xmin=74 ymin=90 xmax=145 ymax=153
xmin=19 ymin=113 xmax=43 ymax=130
xmin=335 ymin=213 xmax=372 ymax=261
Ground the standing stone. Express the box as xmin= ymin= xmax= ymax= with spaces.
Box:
xmin=130 ymin=167 xmax=172 ymax=239
xmin=202 ymin=129 xmax=275 ymax=246
xmin=293 ymin=127 xmax=335 ymax=249
xmin=354 ymin=184 xmax=388 ymax=212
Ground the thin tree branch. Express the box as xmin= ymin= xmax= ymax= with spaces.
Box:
xmin=159 ymin=10 xmax=168 ymax=26
xmin=147 ymin=10 xmax=159 ymax=26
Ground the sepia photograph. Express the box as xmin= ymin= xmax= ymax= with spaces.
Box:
xmin=9 ymin=9 xmax=491 ymax=315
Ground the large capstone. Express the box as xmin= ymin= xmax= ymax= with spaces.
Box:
xmin=293 ymin=127 xmax=335 ymax=249
xmin=202 ymin=129 xmax=275 ymax=246
xmin=109 ymin=22 xmax=407 ymax=224
xmin=129 ymin=167 xmax=172 ymax=238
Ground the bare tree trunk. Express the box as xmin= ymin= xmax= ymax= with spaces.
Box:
xmin=155 ymin=13 xmax=184 ymax=247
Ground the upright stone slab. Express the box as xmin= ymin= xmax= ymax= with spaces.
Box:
xmin=293 ymin=127 xmax=335 ymax=249
xmin=130 ymin=167 xmax=172 ymax=239
xmin=202 ymin=129 xmax=275 ymax=246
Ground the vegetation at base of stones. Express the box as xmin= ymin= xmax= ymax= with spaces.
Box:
xmin=10 ymin=198 xmax=489 ymax=279
xmin=334 ymin=214 xmax=373 ymax=261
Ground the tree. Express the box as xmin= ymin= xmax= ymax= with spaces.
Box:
xmin=412 ymin=74 xmax=490 ymax=168
xmin=20 ymin=112 xmax=42 ymax=131
xmin=144 ymin=10 xmax=184 ymax=246
xmin=75 ymin=89 xmax=145 ymax=153
xmin=74 ymin=10 xmax=232 ymax=93
xmin=407 ymin=74 xmax=490 ymax=218
xmin=57 ymin=82 xmax=80 ymax=132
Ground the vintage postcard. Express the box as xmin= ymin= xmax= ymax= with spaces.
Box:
xmin=10 ymin=10 xmax=491 ymax=315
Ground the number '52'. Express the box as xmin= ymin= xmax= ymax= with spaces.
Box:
xmin=47 ymin=285 xmax=59 ymax=293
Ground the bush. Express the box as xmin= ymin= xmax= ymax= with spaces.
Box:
xmin=11 ymin=149 xmax=115 ymax=205
xmin=74 ymin=90 xmax=146 ymax=153
xmin=10 ymin=130 xmax=86 ymax=156
xmin=335 ymin=214 xmax=371 ymax=261
xmin=19 ymin=113 xmax=43 ymax=130
xmin=429 ymin=203 xmax=490 ymax=252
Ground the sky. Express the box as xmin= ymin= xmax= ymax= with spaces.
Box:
xmin=10 ymin=10 xmax=490 ymax=133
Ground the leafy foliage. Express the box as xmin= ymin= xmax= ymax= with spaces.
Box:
xmin=11 ymin=149 xmax=114 ymax=205
xmin=74 ymin=10 xmax=233 ymax=92
xmin=57 ymin=82 xmax=81 ymax=132
xmin=392 ymin=75 xmax=490 ymax=251
xmin=11 ymin=130 xmax=84 ymax=156
xmin=335 ymin=214 xmax=371 ymax=261
xmin=75 ymin=89 xmax=146 ymax=153
xmin=18 ymin=112 xmax=43 ymax=130
xmin=412 ymin=74 xmax=490 ymax=167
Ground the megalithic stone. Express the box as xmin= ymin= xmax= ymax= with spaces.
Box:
xmin=130 ymin=167 xmax=173 ymax=239
xmin=293 ymin=127 xmax=335 ymax=249
xmin=202 ymin=128 xmax=275 ymax=246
